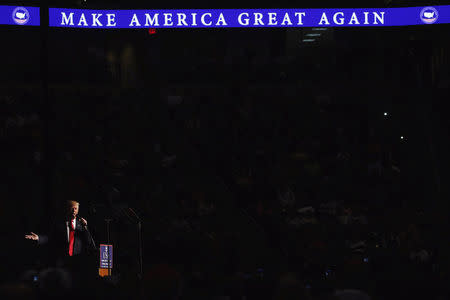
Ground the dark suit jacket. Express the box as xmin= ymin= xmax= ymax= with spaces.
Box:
xmin=38 ymin=218 xmax=94 ymax=258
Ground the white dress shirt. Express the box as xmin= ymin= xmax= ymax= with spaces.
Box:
xmin=66 ymin=218 xmax=77 ymax=242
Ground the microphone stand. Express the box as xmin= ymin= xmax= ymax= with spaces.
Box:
xmin=84 ymin=225 xmax=97 ymax=251
xmin=127 ymin=208 xmax=143 ymax=280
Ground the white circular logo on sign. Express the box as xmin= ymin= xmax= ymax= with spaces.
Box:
xmin=420 ymin=7 xmax=438 ymax=24
xmin=12 ymin=7 xmax=30 ymax=25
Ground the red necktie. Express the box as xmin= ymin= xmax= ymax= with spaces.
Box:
xmin=68 ymin=218 xmax=75 ymax=256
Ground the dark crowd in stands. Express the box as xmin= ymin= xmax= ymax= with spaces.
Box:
xmin=1 ymin=23 xmax=450 ymax=300
xmin=1 ymin=83 xmax=449 ymax=300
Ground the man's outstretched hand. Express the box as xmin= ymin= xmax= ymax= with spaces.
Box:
xmin=25 ymin=232 xmax=38 ymax=241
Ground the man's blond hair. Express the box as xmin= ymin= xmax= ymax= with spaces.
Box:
xmin=67 ymin=200 xmax=80 ymax=207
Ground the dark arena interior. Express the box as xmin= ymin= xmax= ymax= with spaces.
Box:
xmin=1 ymin=0 xmax=450 ymax=299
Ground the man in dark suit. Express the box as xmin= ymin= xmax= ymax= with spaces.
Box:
xmin=25 ymin=200 xmax=95 ymax=260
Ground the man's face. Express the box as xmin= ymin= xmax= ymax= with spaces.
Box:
xmin=69 ymin=203 xmax=79 ymax=218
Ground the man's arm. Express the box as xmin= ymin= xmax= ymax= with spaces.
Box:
xmin=25 ymin=232 xmax=49 ymax=245
xmin=37 ymin=234 xmax=49 ymax=245
xmin=78 ymin=218 xmax=96 ymax=250
xmin=76 ymin=218 xmax=89 ymax=234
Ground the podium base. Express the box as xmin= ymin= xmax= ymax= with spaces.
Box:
xmin=99 ymin=268 xmax=112 ymax=277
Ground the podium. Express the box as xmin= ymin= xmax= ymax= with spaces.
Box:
xmin=99 ymin=244 xmax=113 ymax=277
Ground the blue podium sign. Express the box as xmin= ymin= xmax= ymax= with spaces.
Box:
xmin=99 ymin=244 xmax=113 ymax=269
